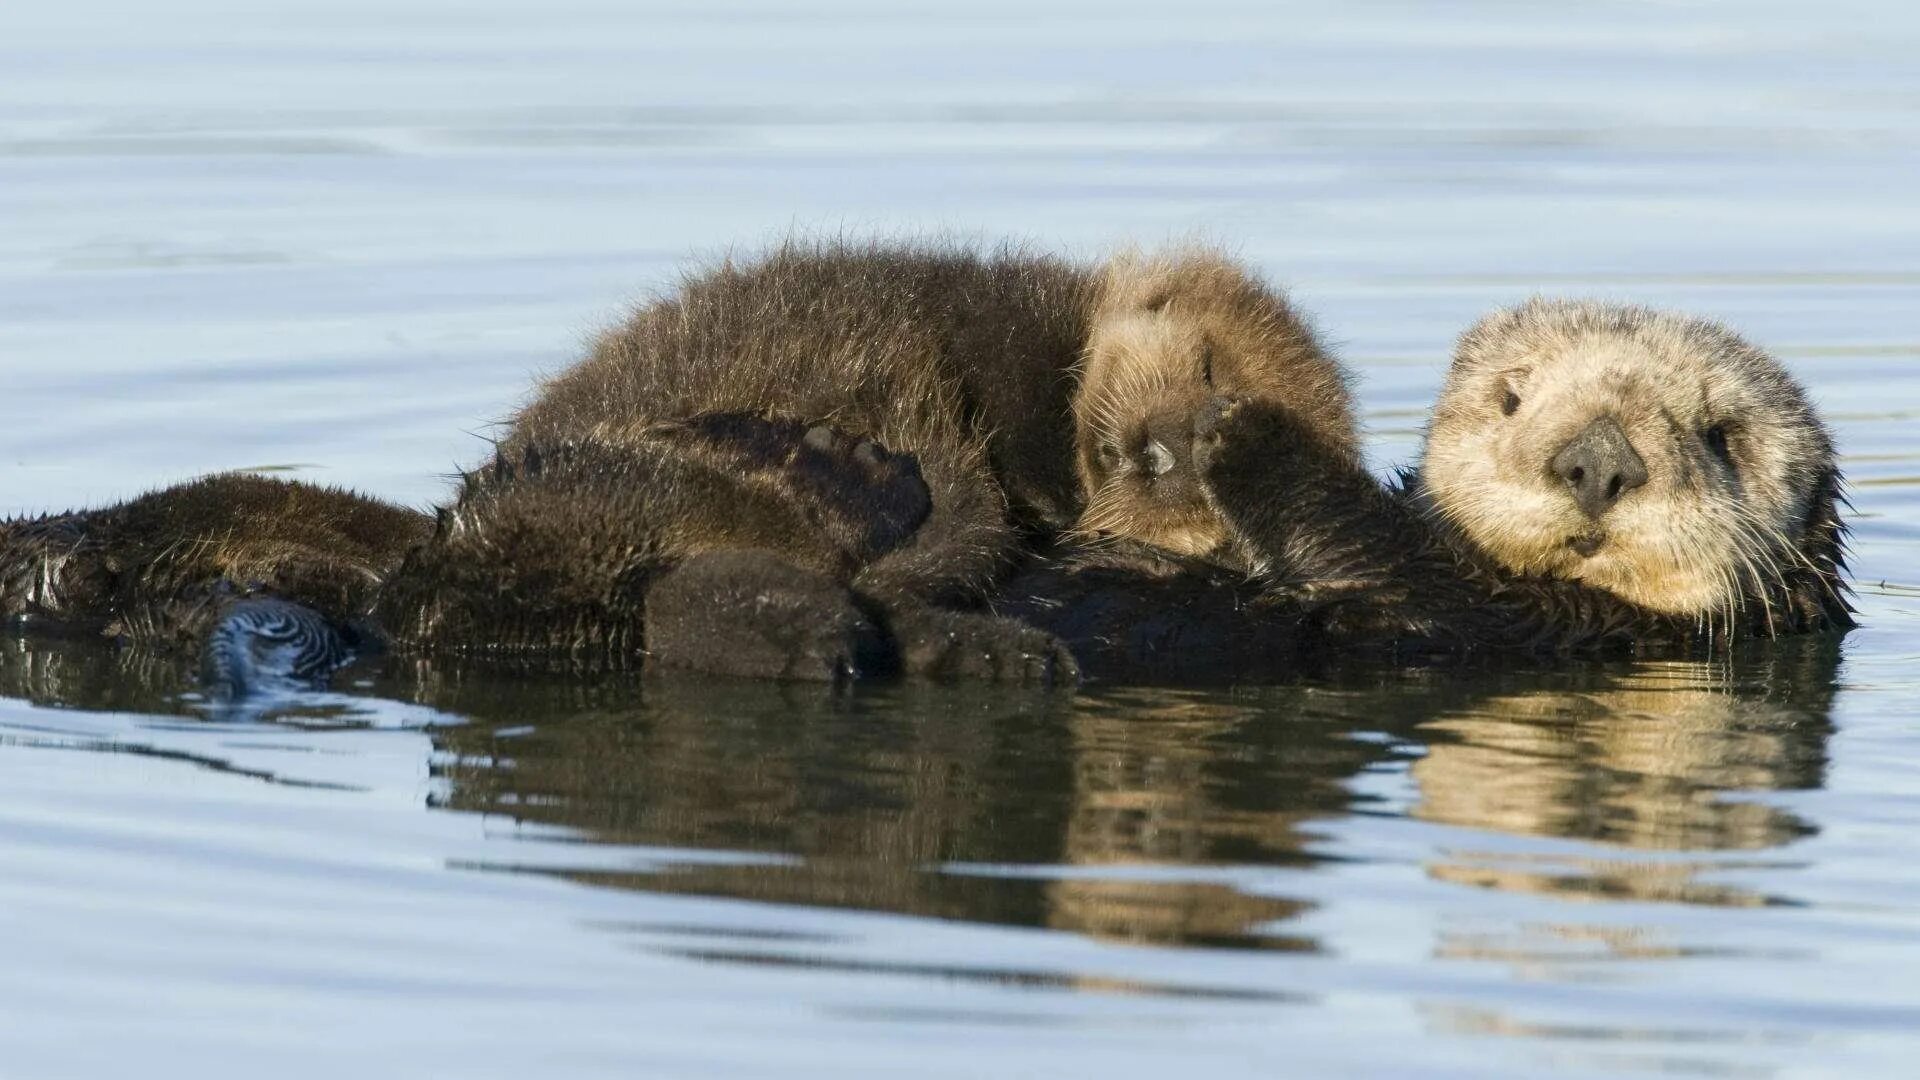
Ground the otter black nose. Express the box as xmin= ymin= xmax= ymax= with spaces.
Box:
xmin=1551 ymin=416 xmax=1649 ymax=520
xmin=1135 ymin=414 xmax=1193 ymax=480
xmin=1141 ymin=439 xmax=1175 ymax=476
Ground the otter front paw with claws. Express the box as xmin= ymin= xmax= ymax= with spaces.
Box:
xmin=1194 ymin=393 xmax=1306 ymax=505
xmin=1190 ymin=394 xmax=1247 ymax=480
xmin=1193 ymin=394 xmax=1351 ymax=502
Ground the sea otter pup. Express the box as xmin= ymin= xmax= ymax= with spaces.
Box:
xmin=1004 ymin=300 xmax=1851 ymax=678
xmin=375 ymin=239 xmax=1353 ymax=683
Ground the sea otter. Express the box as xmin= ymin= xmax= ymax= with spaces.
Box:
xmin=3 ymin=240 xmax=1354 ymax=689
xmin=1003 ymin=300 xmax=1852 ymax=678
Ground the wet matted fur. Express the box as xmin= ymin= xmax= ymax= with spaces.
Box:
xmin=0 ymin=473 xmax=429 ymax=656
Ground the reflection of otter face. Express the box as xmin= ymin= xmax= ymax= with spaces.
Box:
xmin=1423 ymin=301 xmax=1839 ymax=618
xmin=1072 ymin=250 xmax=1356 ymax=558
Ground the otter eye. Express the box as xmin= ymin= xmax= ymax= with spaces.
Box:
xmin=1501 ymin=390 xmax=1520 ymax=416
xmin=1703 ymin=423 xmax=1732 ymax=461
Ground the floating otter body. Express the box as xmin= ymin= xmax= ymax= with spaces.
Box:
xmin=1004 ymin=300 xmax=1852 ymax=679
xmin=1 ymin=293 xmax=1848 ymax=690
xmin=3 ymin=240 xmax=1354 ymax=688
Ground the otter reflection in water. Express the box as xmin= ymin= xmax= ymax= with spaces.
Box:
xmin=1413 ymin=639 xmax=1840 ymax=909
xmin=428 ymin=646 xmax=1840 ymax=940
xmin=421 ymin=676 xmax=1332 ymax=951
xmin=0 ymin=639 xmax=1839 ymax=950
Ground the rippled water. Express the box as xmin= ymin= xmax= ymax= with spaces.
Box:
xmin=4 ymin=2 xmax=1920 ymax=1076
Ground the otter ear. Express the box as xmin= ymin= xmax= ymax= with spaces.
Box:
xmin=1788 ymin=465 xmax=1855 ymax=631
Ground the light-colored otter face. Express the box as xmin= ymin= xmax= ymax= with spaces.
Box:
xmin=1423 ymin=300 xmax=1835 ymax=618
xmin=1072 ymin=249 xmax=1356 ymax=558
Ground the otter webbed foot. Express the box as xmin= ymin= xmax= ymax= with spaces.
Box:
xmin=201 ymin=597 xmax=363 ymax=699
xmin=881 ymin=607 xmax=1080 ymax=687
xmin=643 ymin=550 xmax=890 ymax=683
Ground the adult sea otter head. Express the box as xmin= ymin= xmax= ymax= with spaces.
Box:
xmin=1420 ymin=299 xmax=1850 ymax=632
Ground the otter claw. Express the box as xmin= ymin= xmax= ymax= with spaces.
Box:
xmin=1191 ymin=395 xmax=1248 ymax=477
xmin=1194 ymin=395 xmax=1246 ymax=444
xmin=802 ymin=424 xmax=841 ymax=453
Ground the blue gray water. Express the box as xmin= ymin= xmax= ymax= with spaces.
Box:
xmin=3 ymin=2 xmax=1919 ymax=1076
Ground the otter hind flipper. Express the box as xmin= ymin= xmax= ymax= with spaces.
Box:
xmin=201 ymin=597 xmax=361 ymax=699
xmin=877 ymin=606 xmax=1081 ymax=687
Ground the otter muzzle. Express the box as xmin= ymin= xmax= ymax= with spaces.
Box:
xmin=1551 ymin=416 xmax=1649 ymax=520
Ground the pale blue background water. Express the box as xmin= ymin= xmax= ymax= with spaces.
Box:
xmin=2 ymin=2 xmax=1919 ymax=1077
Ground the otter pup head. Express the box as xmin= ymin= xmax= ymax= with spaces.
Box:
xmin=1072 ymin=249 xmax=1357 ymax=558
xmin=1422 ymin=300 xmax=1846 ymax=623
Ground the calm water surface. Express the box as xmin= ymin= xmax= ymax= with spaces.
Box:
xmin=3 ymin=2 xmax=1919 ymax=1076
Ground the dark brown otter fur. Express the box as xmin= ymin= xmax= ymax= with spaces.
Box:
xmin=0 ymin=414 xmax=945 ymax=692
xmin=373 ymin=240 xmax=1099 ymax=681
xmin=0 ymin=473 xmax=430 ymax=654
xmin=503 ymin=240 xmax=1098 ymax=603
xmin=0 ymin=240 xmax=1358 ymax=689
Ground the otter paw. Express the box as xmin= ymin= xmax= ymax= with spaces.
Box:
xmin=790 ymin=424 xmax=931 ymax=558
xmin=886 ymin=608 xmax=1081 ymax=687
xmin=1191 ymin=395 xmax=1248 ymax=477
xmin=644 ymin=550 xmax=890 ymax=683
xmin=1193 ymin=395 xmax=1333 ymax=490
